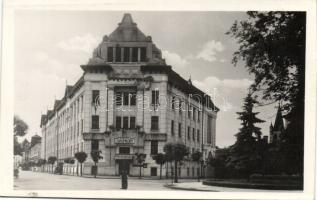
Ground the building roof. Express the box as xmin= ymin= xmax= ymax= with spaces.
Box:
xmin=107 ymin=13 xmax=150 ymax=42
xmin=141 ymin=64 xmax=219 ymax=111
xmin=40 ymin=114 xmax=47 ymax=127
xmin=273 ymin=105 xmax=284 ymax=131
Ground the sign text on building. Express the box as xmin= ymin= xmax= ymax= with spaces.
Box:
xmin=114 ymin=137 xmax=135 ymax=144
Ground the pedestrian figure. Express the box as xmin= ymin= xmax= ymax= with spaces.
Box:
xmin=121 ymin=170 xmax=128 ymax=189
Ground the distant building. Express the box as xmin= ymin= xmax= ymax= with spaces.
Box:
xmin=14 ymin=155 xmax=23 ymax=168
xmin=40 ymin=13 xmax=218 ymax=177
xmin=21 ymin=139 xmax=31 ymax=163
xmin=269 ymin=105 xmax=285 ymax=143
xmin=29 ymin=135 xmax=42 ymax=163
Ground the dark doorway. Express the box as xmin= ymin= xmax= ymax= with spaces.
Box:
xmin=151 ymin=167 xmax=157 ymax=176
xmin=118 ymin=160 xmax=130 ymax=175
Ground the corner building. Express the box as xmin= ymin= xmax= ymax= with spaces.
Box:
xmin=40 ymin=14 xmax=218 ymax=177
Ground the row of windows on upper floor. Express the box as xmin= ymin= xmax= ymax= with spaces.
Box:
xmin=46 ymin=95 xmax=84 ymax=129
xmin=44 ymin=141 xmax=84 ymax=160
xmin=107 ymin=47 xmax=147 ymax=63
xmin=92 ymin=90 xmax=203 ymax=122
xmin=90 ymin=115 xmax=209 ymax=144
xmin=45 ymin=119 xmax=83 ymax=145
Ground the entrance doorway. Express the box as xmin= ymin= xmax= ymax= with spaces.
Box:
xmin=118 ymin=160 xmax=130 ymax=175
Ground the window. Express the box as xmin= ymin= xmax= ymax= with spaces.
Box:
xmin=140 ymin=47 xmax=147 ymax=62
xmin=198 ymin=111 xmax=200 ymax=122
xmin=123 ymin=92 xmax=129 ymax=106
xmin=151 ymin=141 xmax=158 ymax=155
xmin=152 ymin=90 xmax=159 ymax=105
xmin=77 ymin=122 xmax=80 ymax=135
xmin=178 ymin=168 xmax=181 ymax=176
xmin=151 ymin=116 xmax=159 ymax=130
xmin=197 ymin=130 xmax=200 ymax=142
xmin=116 ymin=116 xmax=121 ymax=130
xmin=192 ymin=128 xmax=195 ymax=141
xmin=119 ymin=147 xmax=130 ymax=154
xmin=107 ymin=47 xmax=113 ymax=62
xmin=193 ymin=107 xmax=196 ymax=121
xmin=132 ymin=47 xmax=138 ymax=62
xmin=91 ymin=140 xmax=99 ymax=151
xmin=130 ymin=117 xmax=136 ymax=129
xmin=116 ymin=92 xmax=122 ymax=106
xmin=81 ymin=119 xmax=83 ymax=133
xmin=151 ymin=167 xmax=157 ymax=176
xmin=188 ymin=105 xmax=191 ymax=119
xmin=92 ymin=90 xmax=100 ymax=104
xmin=123 ymin=47 xmax=130 ymax=62
xmin=197 ymin=168 xmax=200 ymax=177
xmin=179 ymin=100 xmax=183 ymax=114
xmin=187 ymin=126 xmax=191 ymax=140
xmin=207 ymin=116 xmax=212 ymax=144
xmin=130 ymin=93 xmax=136 ymax=106
xmin=91 ymin=115 xmax=99 ymax=129
xmin=178 ymin=123 xmax=182 ymax=137
xmin=187 ymin=168 xmax=190 ymax=176
xmin=171 ymin=120 xmax=174 ymax=136
xmin=123 ymin=116 xmax=129 ymax=129
xmin=171 ymin=96 xmax=176 ymax=110
xmin=115 ymin=47 xmax=121 ymax=62
xmin=192 ymin=167 xmax=195 ymax=177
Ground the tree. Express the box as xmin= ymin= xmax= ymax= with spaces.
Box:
xmin=90 ymin=150 xmax=103 ymax=178
xmin=163 ymin=142 xmax=188 ymax=183
xmin=47 ymin=156 xmax=57 ymax=173
xmin=14 ymin=137 xmax=23 ymax=156
xmin=152 ymin=153 xmax=166 ymax=179
xmin=14 ymin=116 xmax=28 ymax=137
xmin=74 ymin=152 xmax=87 ymax=176
xmin=13 ymin=116 xmax=28 ymax=155
xmin=226 ymin=94 xmax=265 ymax=178
xmin=207 ymin=148 xmax=231 ymax=179
xmin=135 ymin=153 xmax=146 ymax=179
xmin=191 ymin=151 xmax=202 ymax=181
xmin=37 ymin=159 xmax=46 ymax=172
xmin=227 ymin=11 xmax=305 ymax=175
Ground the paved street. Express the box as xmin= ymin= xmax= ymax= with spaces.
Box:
xmin=14 ymin=170 xmax=193 ymax=190
xmin=14 ymin=171 xmax=302 ymax=193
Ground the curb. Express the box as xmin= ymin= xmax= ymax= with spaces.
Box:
xmin=164 ymin=184 xmax=218 ymax=192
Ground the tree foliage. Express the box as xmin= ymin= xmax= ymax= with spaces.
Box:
xmin=90 ymin=150 xmax=103 ymax=164
xmin=13 ymin=116 xmax=29 ymax=155
xmin=152 ymin=153 xmax=166 ymax=179
xmin=75 ymin=152 xmax=87 ymax=164
xmin=226 ymin=94 xmax=265 ymax=178
xmin=74 ymin=151 xmax=87 ymax=176
xmin=90 ymin=150 xmax=103 ymax=178
xmin=163 ymin=142 xmax=188 ymax=183
xmin=227 ymin=11 xmax=305 ymax=175
xmin=135 ymin=153 xmax=146 ymax=179
xmin=47 ymin=156 xmax=57 ymax=173
xmin=14 ymin=115 xmax=29 ymax=137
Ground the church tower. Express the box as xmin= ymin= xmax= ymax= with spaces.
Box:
xmin=269 ymin=105 xmax=285 ymax=143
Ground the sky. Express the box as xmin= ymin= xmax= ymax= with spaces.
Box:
xmin=14 ymin=11 xmax=278 ymax=147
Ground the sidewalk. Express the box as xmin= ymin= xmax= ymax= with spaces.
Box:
xmin=164 ymin=182 xmax=303 ymax=192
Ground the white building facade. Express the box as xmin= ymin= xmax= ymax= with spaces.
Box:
xmin=40 ymin=13 xmax=218 ymax=177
